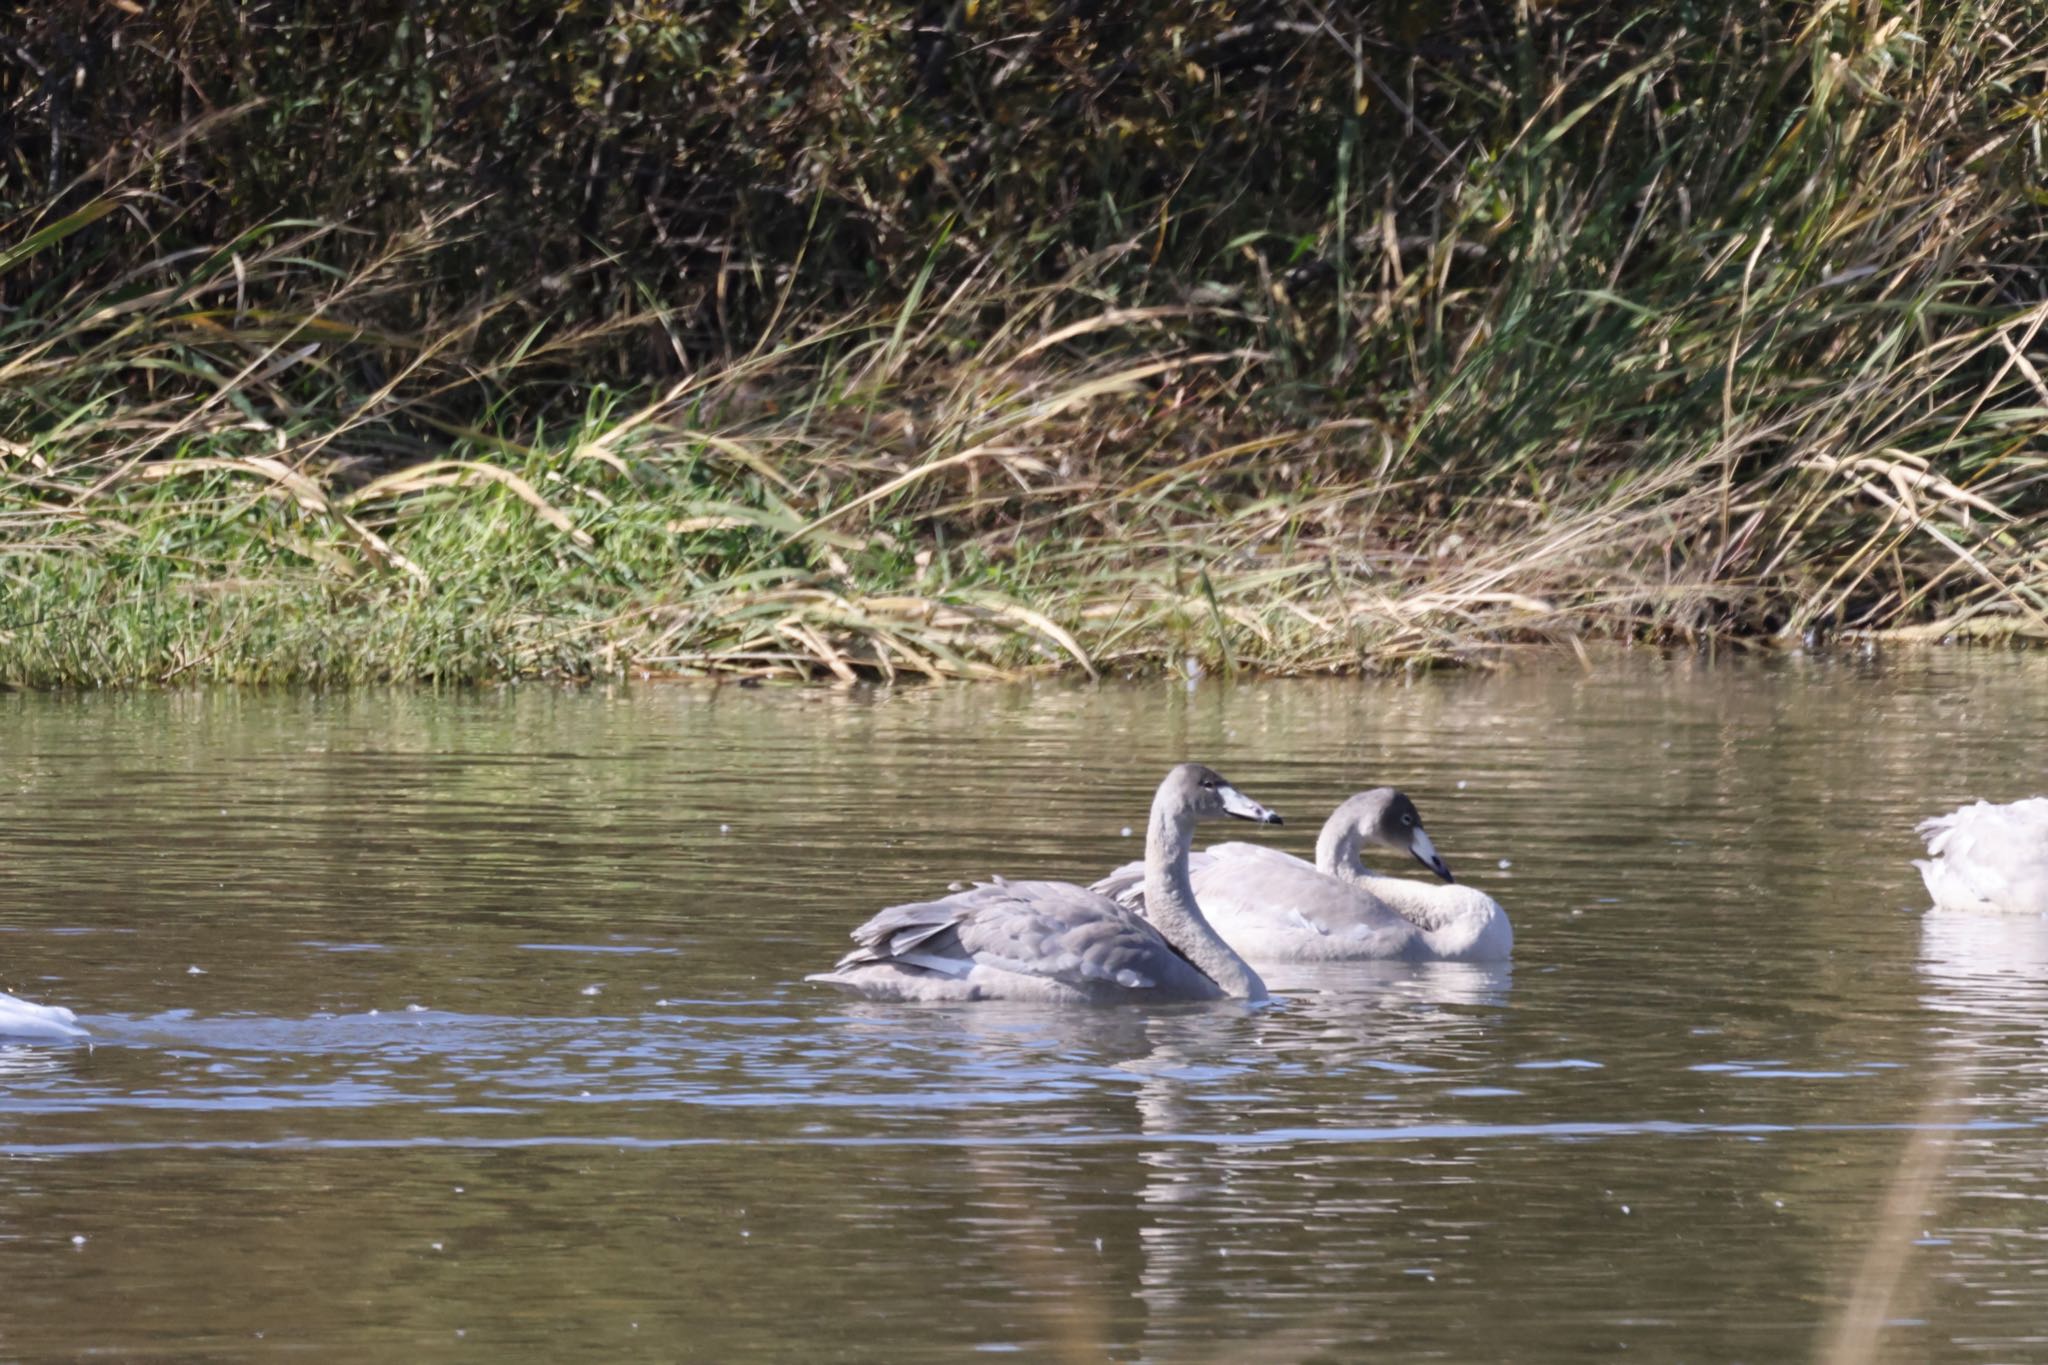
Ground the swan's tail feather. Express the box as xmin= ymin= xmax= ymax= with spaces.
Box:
xmin=0 ymin=992 xmax=88 ymax=1040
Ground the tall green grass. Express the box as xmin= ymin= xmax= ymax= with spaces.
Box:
xmin=2 ymin=2 xmax=2044 ymax=685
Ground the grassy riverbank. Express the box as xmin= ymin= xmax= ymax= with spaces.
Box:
xmin=4 ymin=2 xmax=2045 ymax=685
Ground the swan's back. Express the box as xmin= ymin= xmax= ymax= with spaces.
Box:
xmin=1189 ymin=847 xmax=1429 ymax=960
xmin=1094 ymin=842 xmax=1429 ymax=962
xmin=1916 ymin=798 xmax=2048 ymax=916
xmin=0 ymin=990 xmax=87 ymax=1040
xmin=809 ymin=878 xmax=1225 ymax=1003
xmin=1092 ymin=842 xmax=1309 ymax=910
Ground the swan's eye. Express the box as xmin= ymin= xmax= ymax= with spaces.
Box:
xmin=1402 ymin=813 xmax=1416 ymax=826
xmin=1200 ymin=779 xmax=1217 ymax=790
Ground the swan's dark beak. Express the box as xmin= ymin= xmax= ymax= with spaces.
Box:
xmin=1219 ymin=784 xmax=1283 ymax=825
xmin=1410 ymin=826 xmax=1455 ymax=882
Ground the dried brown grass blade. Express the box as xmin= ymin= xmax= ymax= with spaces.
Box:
xmin=345 ymin=459 xmax=594 ymax=546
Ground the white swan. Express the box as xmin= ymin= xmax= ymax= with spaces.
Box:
xmin=0 ymin=988 xmax=87 ymax=1040
xmin=1915 ymin=797 xmax=2048 ymax=915
xmin=807 ymin=764 xmax=1281 ymax=1003
xmin=1092 ymin=788 xmax=1511 ymax=964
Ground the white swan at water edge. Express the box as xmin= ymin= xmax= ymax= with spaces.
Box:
xmin=807 ymin=763 xmax=1282 ymax=1003
xmin=1915 ymin=797 xmax=2048 ymax=915
xmin=0 ymin=988 xmax=87 ymax=1040
xmin=1091 ymin=787 xmax=1511 ymax=963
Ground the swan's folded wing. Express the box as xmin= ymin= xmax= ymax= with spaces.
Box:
xmin=834 ymin=880 xmax=1207 ymax=993
xmin=1086 ymin=859 xmax=1149 ymax=909
xmin=1918 ymin=798 xmax=2048 ymax=914
xmin=1196 ymin=842 xmax=1318 ymax=874
xmin=1191 ymin=854 xmax=1420 ymax=955
xmin=1089 ymin=842 xmax=1306 ymax=910
xmin=0 ymin=991 xmax=87 ymax=1040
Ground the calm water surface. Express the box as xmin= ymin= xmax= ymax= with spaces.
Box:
xmin=3 ymin=653 xmax=2047 ymax=1361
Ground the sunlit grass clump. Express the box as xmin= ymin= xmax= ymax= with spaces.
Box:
xmin=2 ymin=2 xmax=2045 ymax=685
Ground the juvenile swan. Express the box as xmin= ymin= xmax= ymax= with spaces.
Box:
xmin=1092 ymin=788 xmax=1511 ymax=963
xmin=1915 ymin=797 xmax=2048 ymax=916
xmin=806 ymin=764 xmax=1282 ymax=1003
xmin=0 ymin=988 xmax=87 ymax=1040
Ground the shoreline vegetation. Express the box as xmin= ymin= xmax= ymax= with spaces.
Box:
xmin=3 ymin=3 xmax=2045 ymax=686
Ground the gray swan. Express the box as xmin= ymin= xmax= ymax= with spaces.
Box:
xmin=807 ymin=764 xmax=1282 ymax=1003
xmin=1092 ymin=788 xmax=1511 ymax=964
xmin=1916 ymin=798 xmax=2048 ymax=915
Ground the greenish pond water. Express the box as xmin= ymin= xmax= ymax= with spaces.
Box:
xmin=2 ymin=653 xmax=2046 ymax=1361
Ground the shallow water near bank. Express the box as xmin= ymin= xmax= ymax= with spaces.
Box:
xmin=3 ymin=653 xmax=2047 ymax=1360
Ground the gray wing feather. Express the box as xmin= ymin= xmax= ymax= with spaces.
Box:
xmin=1196 ymin=842 xmax=1318 ymax=874
xmin=1090 ymin=843 xmax=1306 ymax=911
xmin=1081 ymin=847 xmax=1236 ymax=912
xmin=1097 ymin=842 xmax=1422 ymax=958
xmin=1193 ymin=855 xmax=1405 ymax=935
xmin=1088 ymin=858 xmax=1149 ymax=910
xmin=833 ymin=879 xmax=1211 ymax=996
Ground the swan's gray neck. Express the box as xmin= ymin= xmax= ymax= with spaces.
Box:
xmin=1315 ymin=812 xmax=1366 ymax=880
xmin=1316 ymin=808 xmax=1458 ymax=933
xmin=1144 ymin=795 xmax=1265 ymax=1000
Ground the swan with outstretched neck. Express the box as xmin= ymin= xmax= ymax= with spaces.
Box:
xmin=807 ymin=764 xmax=1282 ymax=1003
xmin=1093 ymin=788 xmax=1511 ymax=963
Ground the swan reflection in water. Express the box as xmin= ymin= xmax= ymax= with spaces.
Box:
xmin=1919 ymin=908 xmax=2048 ymax=1075
xmin=1855 ymin=908 xmax=2048 ymax=1352
xmin=827 ymin=960 xmax=1511 ymax=1356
